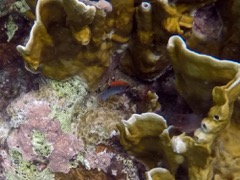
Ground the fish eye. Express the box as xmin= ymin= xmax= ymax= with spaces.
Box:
xmin=213 ymin=115 xmax=219 ymax=121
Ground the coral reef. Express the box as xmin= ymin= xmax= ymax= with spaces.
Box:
xmin=0 ymin=120 xmax=10 ymax=146
xmin=0 ymin=0 xmax=32 ymax=19
xmin=118 ymin=36 xmax=240 ymax=179
xmin=0 ymin=0 xmax=33 ymax=43
xmin=1 ymin=0 xmax=240 ymax=179
xmin=17 ymin=0 xmax=217 ymax=84
xmin=17 ymin=0 xmax=113 ymax=87
xmin=2 ymin=77 xmax=88 ymax=178
xmin=168 ymin=35 xmax=240 ymax=114
xmin=0 ymin=0 xmax=39 ymax=121
xmin=185 ymin=0 xmax=240 ymax=61
xmin=7 ymin=77 xmax=88 ymax=132
xmin=47 ymin=78 xmax=88 ymax=132
xmin=75 ymin=92 xmax=137 ymax=150
xmin=117 ymin=112 xmax=183 ymax=172
xmin=119 ymin=0 xmax=202 ymax=80
xmin=55 ymin=151 xmax=144 ymax=180
xmin=4 ymin=75 xmax=145 ymax=178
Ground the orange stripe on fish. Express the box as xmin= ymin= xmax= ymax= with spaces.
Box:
xmin=110 ymin=80 xmax=129 ymax=87
xmin=100 ymin=80 xmax=130 ymax=101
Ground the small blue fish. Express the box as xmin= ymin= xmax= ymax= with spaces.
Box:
xmin=100 ymin=81 xmax=129 ymax=101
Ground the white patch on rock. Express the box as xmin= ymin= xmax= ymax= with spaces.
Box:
xmin=171 ymin=136 xmax=187 ymax=154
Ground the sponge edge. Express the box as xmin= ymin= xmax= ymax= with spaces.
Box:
xmin=145 ymin=167 xmax=175 ymax=180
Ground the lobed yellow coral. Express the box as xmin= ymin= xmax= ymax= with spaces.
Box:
xmin=167 ymin=35 xmax=240 ymax=179
xmin=17 ymin=0 xmax=112 ymax=87
xmin=18 ymin=0 xmax=204 ymax=85
xmin=119 ymin=0 xmax=196 ymax=80
xmin=167 ymin=35 xmax=240 ymax=114
xmin=118 ymin=35 xmax=240 ymax=179
xmin=117 ymin=113 xmax=183 ymax=172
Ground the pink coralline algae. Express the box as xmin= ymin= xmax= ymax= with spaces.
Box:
xmin=94 ymin=0 xmax=112 ymax=12
xmin=7 ymin=95 xmax=84 ymax=173
xmin=84 ymin=149 xmax=114 ymax=173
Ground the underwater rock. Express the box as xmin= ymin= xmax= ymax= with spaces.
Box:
xmin=0 ymin=47 xmax=39 ymax=118
xmin=55 ymin=165 xmax=111 ymax=180
xmin=7 ymin=93 xmax=84 ymax=173
xmin=3 ymin=149 xmax=55 ymax=180
xmin=0 ymin=1 xmax=39 ymax=117
xmin=77 ymin=107 xmax=122 ymax=150
xmin=186 ymin=4 xmax=223 ymax=57
xmin=2 ymin=77 xmax=94 ymax=178
xmin=55 ymin=147 xmax=144 ymax=180
xmin=75 ymin=91 xmax=137 ymax=150
xmin=7 ymin=77 xmax=88 ymax=132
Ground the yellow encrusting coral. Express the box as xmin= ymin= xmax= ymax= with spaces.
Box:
xmin=107 ymin=0 xmax=134 ymax=43
xmin=156 ymin=0 xmax=194 ymax=34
